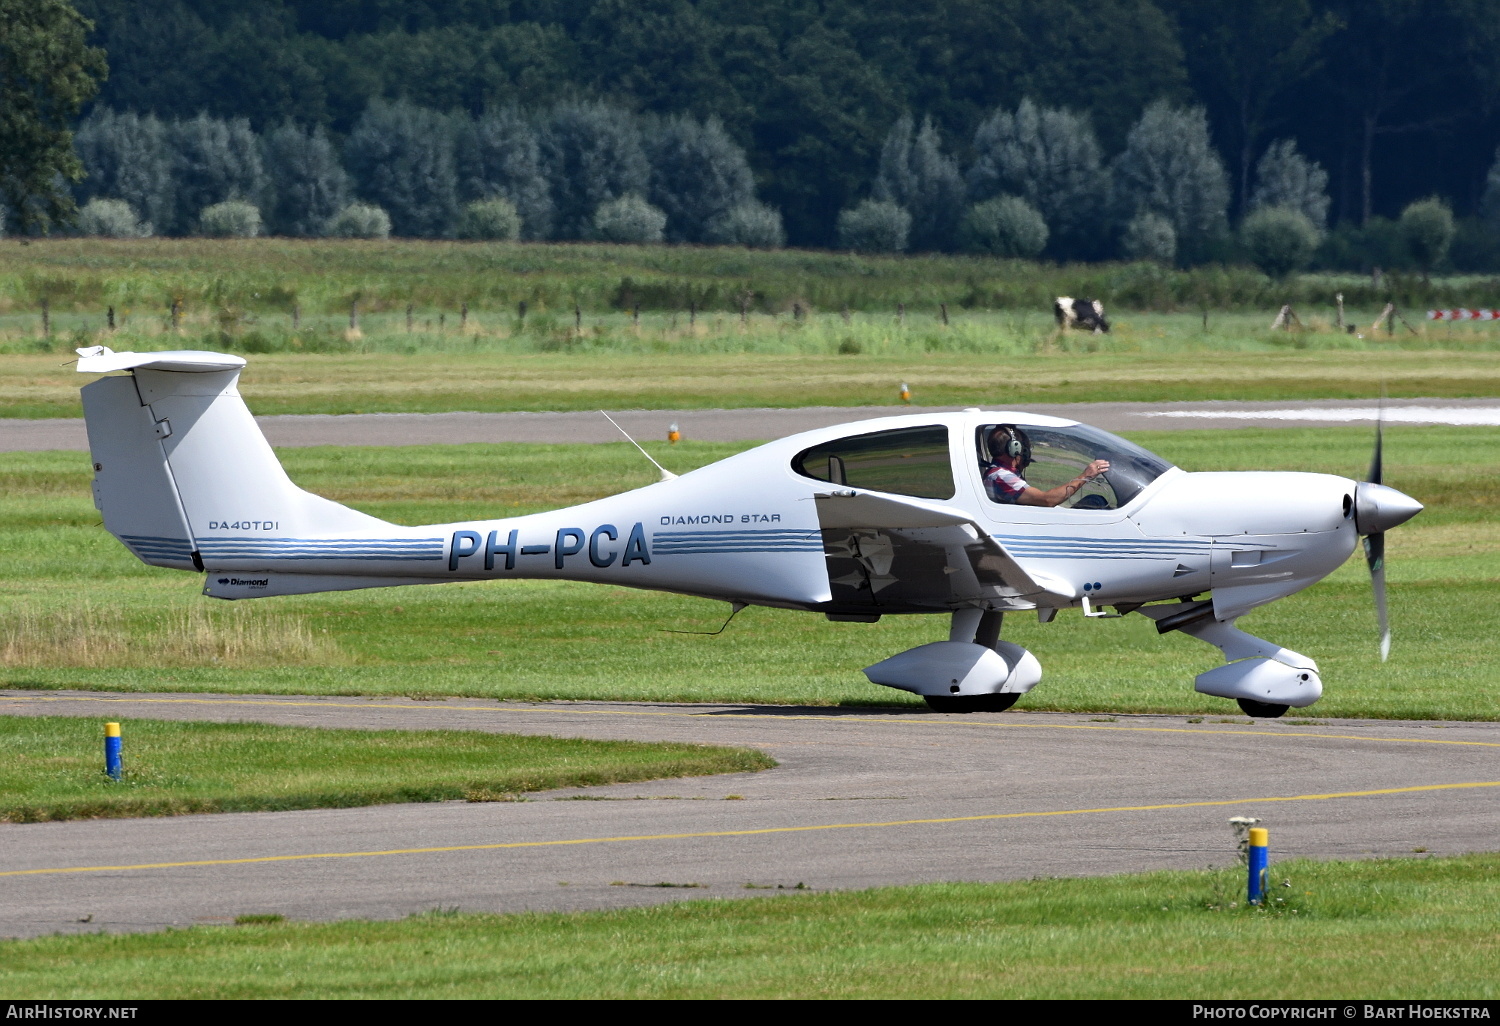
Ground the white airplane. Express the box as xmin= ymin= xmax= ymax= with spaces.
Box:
xmin=75 ymin=346 xmax=1423 ymax=718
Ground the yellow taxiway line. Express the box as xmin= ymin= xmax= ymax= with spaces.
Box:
xmin=4 ymin=781 xmax=1497 ymax=879
xmin=2 ymin=692 xmax=1498 ymax=748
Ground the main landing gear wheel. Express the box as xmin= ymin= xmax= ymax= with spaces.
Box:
xmin=1236 ymin=698 xmax=1290 ymax=719
xmin=924 ymin=693 xmax=1020 ymax=714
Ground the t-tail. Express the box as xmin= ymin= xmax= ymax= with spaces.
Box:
xmin=77 ymin=347 xmax=453 ymax=599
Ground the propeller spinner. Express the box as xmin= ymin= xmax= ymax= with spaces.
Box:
xmin=1352 ymin=418 xmax=1424 ymax=660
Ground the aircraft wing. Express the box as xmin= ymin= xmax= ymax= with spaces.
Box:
xmin=812 ymin=489 xmax=1073 ymax=607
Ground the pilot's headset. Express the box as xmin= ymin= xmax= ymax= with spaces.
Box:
xmin=989 ymin=425 xmax=1032 ymax=469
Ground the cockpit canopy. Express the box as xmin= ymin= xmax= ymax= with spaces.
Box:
xmin=976 ymin=422 xmax=1173 ymax=508
xmin=790 ymin=420 xmax=1174 ymax=510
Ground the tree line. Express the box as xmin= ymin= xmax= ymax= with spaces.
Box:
xmin=65 ymin=95 xmax=1498 ymax=279
xmin=69 ymin=102 xmax=783 ymax=248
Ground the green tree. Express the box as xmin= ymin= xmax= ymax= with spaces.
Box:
xmin=0 ymin=0 xmax=106 ymax=233
xmin=73 ymin=108 xmax=175 ymax=234
xmin=1399 ymin=197 xmax=1455 ymax=278
xmin=960 ymin=196 xmax=1048 ymax=259
xmin=168 ymin=114 xmax=268 ymax=236
xmin=1112 ymin=103 xmax=1231 ymax=264
xmin=874 ymin=115 xmax=964 ymax=252
xmin=591 ymin=194 xmax=665 ymax=244
xmin=455 ymin=197 xmax=522 ymax=241
xmin=1120 ymin=210 xmax=1176 ymax=264
xmin=324 ymin=202 xmax=390 ymax=240
xmin=704 ymin=201 xmax=785 ymax=249
xmin=1240 ymin=206 xmax=1318 ymax=279
xmin=645 ymin=115 xmax=756 ymax=244
xmin=1248 ymin=139 xmax=1329 ymax=231
xmin=836 ymin=198 xmax=910 ymax=253
xmin=540 ymin=101 xmax=649 ymax=241
xmin=344 ymin=100 xmax=458 ymax=238
xmin=261 ymin=121 xmax=350 ymax=237
xmin=968 ymin=99 xmax=1109 ymax=260
xmin=454 ymin=108 xmax=552 ymax=241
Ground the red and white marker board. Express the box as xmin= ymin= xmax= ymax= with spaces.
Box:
xmin=1428 ymin=309 xmax=1500 ymax=320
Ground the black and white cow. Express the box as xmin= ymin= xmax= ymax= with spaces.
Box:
xmin=1054 ymin=296 xmax=1110 ymax=334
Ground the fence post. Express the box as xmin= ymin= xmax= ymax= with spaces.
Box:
xmin=107 ymin=306 xmax=115 ymax=332
xmin=897 ymin=302 xmax=905 ymax=326
xmin=406 ymin=303 xmax=414 ymax=333
xmin=42 ymin=298 xmax=50 ymax=338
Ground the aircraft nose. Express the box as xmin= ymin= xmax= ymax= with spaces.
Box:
xmin=1354 ymin=482 xmax=1424 ymax=535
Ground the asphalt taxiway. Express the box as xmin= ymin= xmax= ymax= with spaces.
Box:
xmin=2 ymin=691 xmax=1496 ymax=939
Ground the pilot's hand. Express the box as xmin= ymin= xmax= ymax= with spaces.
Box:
xmin=1083 ymin=459 xmax=1110 ymax=479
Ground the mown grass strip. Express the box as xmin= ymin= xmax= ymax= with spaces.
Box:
xmin=0 ymin=716 xmax=773 ymax=822
xmin=7 ymin=348 xmax=1500 ymax=419
xmin=2 ymin=855 xmax=1496 ymax=999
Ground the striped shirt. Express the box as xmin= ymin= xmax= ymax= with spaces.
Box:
xmin=983 ymin=463 xmax=1027 ymax=503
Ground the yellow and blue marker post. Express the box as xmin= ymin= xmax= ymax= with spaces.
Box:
xmin=104 ymin=722 xmax=122 ymax=781
xmin=1247 ymin=827 xmax=1269 ymax=904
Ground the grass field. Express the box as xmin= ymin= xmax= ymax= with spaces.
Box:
xmin=4 ymin=237 xmax=1499 ymax=320
xmin=1 ymin=426 xmax=1494 ymax=719
xmin=0 ymin=715 xmax=772 ymax=823
xmin=3 ymin=237 xmax=1500 ymax=418
xmin=2 ymin=854 xmax=1495 ymax=998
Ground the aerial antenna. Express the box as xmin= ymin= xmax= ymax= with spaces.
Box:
xmin=600 ymin=411 xmax=677 ymax=481
xmin=662 ymin=601 xmax=747 ymax=635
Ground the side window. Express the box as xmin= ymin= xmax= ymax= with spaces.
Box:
xmin=794 ymin=425 xmax=954 ymax=500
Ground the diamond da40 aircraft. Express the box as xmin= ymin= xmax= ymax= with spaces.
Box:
xmin=75 ymin=346 xmax=1422 ymax=717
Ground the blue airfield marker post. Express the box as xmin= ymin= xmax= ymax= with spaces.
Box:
xmin=1247 ymin=827 xmax=1269 ymax=904
xmin=104 ymin=722 xmax=122 ymax=781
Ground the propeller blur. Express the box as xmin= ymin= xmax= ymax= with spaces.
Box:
xmin=74 ymin=347 xmax=1423 ymax=718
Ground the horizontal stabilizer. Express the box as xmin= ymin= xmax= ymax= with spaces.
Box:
xmin=77 ymin=346 xmax=245 ymax=375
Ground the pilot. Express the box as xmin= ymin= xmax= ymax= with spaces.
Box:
xmin=983 ymin=425 xmax=1110 ymax=507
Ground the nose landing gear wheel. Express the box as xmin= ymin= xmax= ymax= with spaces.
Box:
xmin=924 ymin=693 xmax=1020 ymax=714
xmin=1236 ymin=698 xmax=1290 ymax=718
